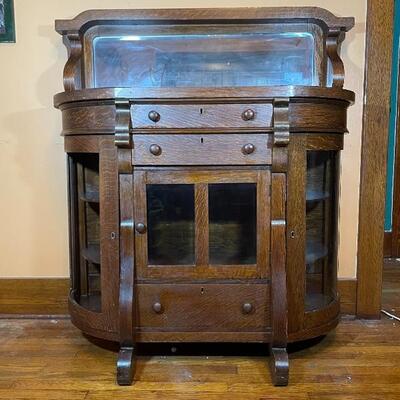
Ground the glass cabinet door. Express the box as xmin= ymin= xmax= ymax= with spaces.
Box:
xmin=134 ymin=168 xmax=270 ymax=280
xmin=208 ymin=183 xmax=257 ymax=265
xmin=147 ymin=184 xmax=195 ymax=266
xmin=68 ymin=153 xmax=102 ymax=312
xmin=305 ymin=151 xmax=338 ymax=311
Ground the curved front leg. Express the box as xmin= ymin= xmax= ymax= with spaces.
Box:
xmin=117 ymin=171 xmax=135 ymax=386
xmin=117 ymin=346 xmax=135 ymax=385
xmin=269 ymin=346 xmax=289 ymax=386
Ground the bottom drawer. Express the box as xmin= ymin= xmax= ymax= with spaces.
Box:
xmin=136 ymin=284 xmax=270 ymax=331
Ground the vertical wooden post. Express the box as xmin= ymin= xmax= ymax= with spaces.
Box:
xmin=114 ymin=100 xmax=136 ymax=385
xmin=357 ymin=0 xmax=394 ymax=319
xmin=269 ymin=98 xmax=290 ymax=386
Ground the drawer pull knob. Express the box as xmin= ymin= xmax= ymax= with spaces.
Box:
xmin=242 ymin=109 xmax=255 ymax=121
xmin=149 ymin=144 xmax=162 ymax=156
xmin=148 ymin=110 xmax=161 ymax=123
xmin=242 ymin=303 xmax=253 ymax=314
xmin=242 ymin=143 xmax=255 ymax=155
xmin=135 ymin=222 xmax=146 ymax=234
xmin=153 ymin=302 xmax=163 ymax=314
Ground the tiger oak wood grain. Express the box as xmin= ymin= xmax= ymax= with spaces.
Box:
xmin=132 ymin=134 xmax=272 ymax=166
xmin=136 ymin=284 xmax=271 ymax=331
xmin=53 ymin=6 xmax=355 ymax=387
xmin=131 ymin=103 xmax=273 ymax=129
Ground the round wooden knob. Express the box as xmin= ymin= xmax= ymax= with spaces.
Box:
xmin=148 ymin=110 xmax=161 ymax=123
xmin=242 ymin=303 xmax=253 ymax=314
xmin=242 ymin=109 xmax=255 ymax=121
xmin=153 ymin=302 xmax=163 ymax=313
xmin=149 ymin=144 xmax=162 ymax=156
xmin=242 ymin=143 xmax=255 ymax=155
xmin=135 ymin=222 xmax=146 ymax=234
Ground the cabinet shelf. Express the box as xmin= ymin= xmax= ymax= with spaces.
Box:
xmin=80 ymin=191 xmax=100 ymax=203
xmin=79 ymin=293 xmax=101 ymax=313
xmin=306 ymin=190 xmax=330 ymax=202
xmin=81 ymin=244 xmax=100 ymax=264
xmin=305 ymin=293 xmax=333 ymax=311
xmin=306 ymin=241 xmax=328 ymax=265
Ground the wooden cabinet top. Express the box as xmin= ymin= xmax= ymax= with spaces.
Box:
xmin=55 ymin=7 xmax=354 ymax=33
xmin=55 ymin=7 xmax=354 ymax=93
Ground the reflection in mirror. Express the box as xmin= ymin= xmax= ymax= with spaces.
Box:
xmin=92 ymin=32 xmax=316 ymax=88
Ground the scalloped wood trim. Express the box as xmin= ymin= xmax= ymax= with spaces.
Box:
xmin=55 ymin=7 xmax=354 ymax=35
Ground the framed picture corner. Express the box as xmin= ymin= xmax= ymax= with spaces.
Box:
xmin=0 ymin=0 xmax=15 ymax=43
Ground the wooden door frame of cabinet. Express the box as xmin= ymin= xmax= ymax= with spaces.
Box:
xmin=357 ymin=0 xmax=395 ymax=319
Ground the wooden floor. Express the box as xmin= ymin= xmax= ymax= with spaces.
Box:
xmin=0 ymin=263 xmax=399 ymax=400
xmin=382 ymin=258 xmax=400 ymax=315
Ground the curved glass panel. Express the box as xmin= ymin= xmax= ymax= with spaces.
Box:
xmin=305 ymin=151 xmax=338 ymax=311
xmin=68 ymin=153 xmax=101 ymax=313
xmin=92 ymin=32 xmax=316 ymax=88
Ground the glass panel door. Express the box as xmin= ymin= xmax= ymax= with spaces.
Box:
xmin=68 ymin=153 xmax=101 ymax=313
xmin=209 ymin=183 xmax=257 ymax=265
xmin=305 ymin=151 xmax=338 ymax=311
xmin=135 ymin=168 xmax=270 ymax=281
xmin=147 ymin=184 xmax=195 ymax=265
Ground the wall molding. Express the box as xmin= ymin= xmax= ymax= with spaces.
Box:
xmin=0 ymin=279 xmax=69 ymax=315
xmin=0 ymin=278 xmax=357 ymax=316
xmin=338 ymin=278 xmax=357 ymax=315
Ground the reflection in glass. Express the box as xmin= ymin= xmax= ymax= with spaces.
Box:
xmin=209 ymin=183 xmax=257 ymax=265
xmin=147 ymin=184 xmax=195 ymax=265
xmin=305 ymin=151 xmax=337 ymax=311
xmin=93 ymin=32 xmax=316 ymax=88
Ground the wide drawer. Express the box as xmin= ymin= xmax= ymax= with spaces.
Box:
xmin=136 ymin=284 xmax=270 ymax=331
xmin=132 ymin=134 xmax=272 ymax=165
xmin=131 ymin=103 xmax=273 ymax=129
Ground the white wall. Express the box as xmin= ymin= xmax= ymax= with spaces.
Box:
xmin=0 ymin=0 xmax=366 ymax=277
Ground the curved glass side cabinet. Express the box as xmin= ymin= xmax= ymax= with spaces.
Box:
xmin=54 ymin=7 xmax=355 ymax=387
xmin=305 ymin=151 xmax=338 ymax=311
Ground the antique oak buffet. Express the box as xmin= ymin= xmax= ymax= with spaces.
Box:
xmin=54 ymin=7 xmax=355 ymax=386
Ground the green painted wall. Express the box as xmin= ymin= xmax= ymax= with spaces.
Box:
xmin=385 ymin=0 xmax=400 ymax=231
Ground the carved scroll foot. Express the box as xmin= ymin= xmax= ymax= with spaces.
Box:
xmin=269 ymin=346 xmax=289 ymax=386
xmin=117 ymin=346 xmax=135 ymax=386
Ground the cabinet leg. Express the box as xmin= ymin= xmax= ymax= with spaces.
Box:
xmin=117 ymin=346 xmax=135 ymax=386
xmin=269 ymin=346 xmax=289 ymax=386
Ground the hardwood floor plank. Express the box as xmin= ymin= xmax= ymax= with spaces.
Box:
xmin=0 ymin=260 xmax=398 ymax=399
xmin=0 ymin=389 xmax=88 ymax=400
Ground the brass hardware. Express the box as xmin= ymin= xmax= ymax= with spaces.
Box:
xmin=148 ymin=110 xmax=160 ymax=122
xmin=242 ymin=143 xmax=255 ymax=155
xmin=242 ymin=303 xmax=253 ymax=314
xmin=149 ymin=144 xmax=162 ymax=156
xmin=135 ymin=222 xmax=146 ymax=234
xmin=242 ymin=109 xmax=255 ymax=121
xmin=153 ymin=302 xmax=163 ymax=313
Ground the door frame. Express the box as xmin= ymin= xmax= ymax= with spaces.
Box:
xmin=357 ymin=0 xmax=395 ymax=318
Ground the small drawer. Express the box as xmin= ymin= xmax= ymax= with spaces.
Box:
xmin=133 ymin=134 xmax=272 ymax=165
xmin=136 ymin=284 xmax=270 ymax=331
xmin=131 ymin=103 xmax=273 ymax=129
